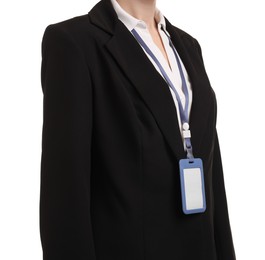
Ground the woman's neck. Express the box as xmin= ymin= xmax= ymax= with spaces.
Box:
xmin=116 ymin=0 xmax=157 ymax=30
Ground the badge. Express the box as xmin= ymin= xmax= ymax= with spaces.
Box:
xmin=179 ymin=158 xmax=206 ymax=214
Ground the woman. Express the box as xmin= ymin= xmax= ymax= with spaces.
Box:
xmin=40 ymin=0 xmax=236 ymax=259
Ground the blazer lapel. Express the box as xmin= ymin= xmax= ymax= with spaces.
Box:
xmin=106 ymin=23 xmax=186 ymax=160
xmin=88 ymin=0 xmax=213 ymax=160
xmin=165 ymin=19 xmax=214 ymax=158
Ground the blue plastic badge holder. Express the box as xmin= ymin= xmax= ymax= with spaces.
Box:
xmin=179 ymin=158 xmax=206 ymax=214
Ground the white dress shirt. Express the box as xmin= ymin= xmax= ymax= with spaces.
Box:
xmin=110 ymin=0 xmax=193 ymax=142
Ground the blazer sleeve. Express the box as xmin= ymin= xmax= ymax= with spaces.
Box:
xmin=40 ymin=25 xmax=96 ymax=260
xmin=212 ymin=132 xmax=236 ymax=260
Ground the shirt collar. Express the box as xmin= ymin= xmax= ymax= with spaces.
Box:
xmin=110 ymin=0 xmax=167 ymax=31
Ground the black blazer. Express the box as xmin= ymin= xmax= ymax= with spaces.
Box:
xmin=40 ymin=0 xmax=236 ymax=259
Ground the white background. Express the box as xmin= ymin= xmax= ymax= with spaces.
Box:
xmin=0 ymin=0 xmax=264 ymax=259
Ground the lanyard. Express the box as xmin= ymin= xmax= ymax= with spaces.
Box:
xmin=131 ymin=27 xmax=194 ymax=159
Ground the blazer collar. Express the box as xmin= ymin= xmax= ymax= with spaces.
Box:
xmin=88 ymin=0 xmax=213 ymax=160
xmin=88 ymin=0 xmax=117 ymax=35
